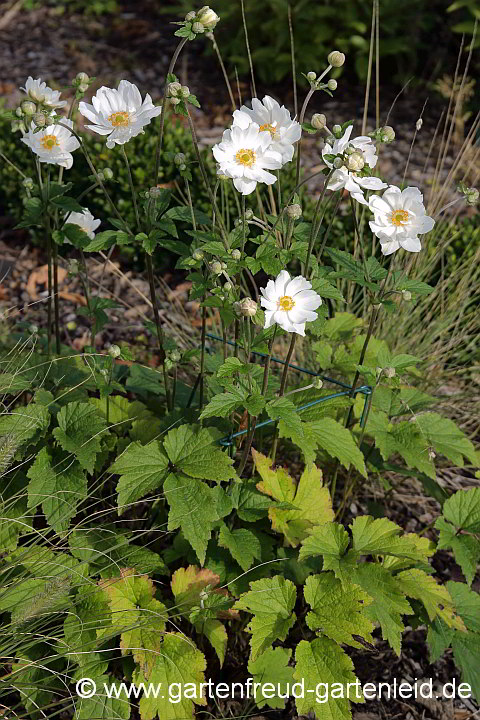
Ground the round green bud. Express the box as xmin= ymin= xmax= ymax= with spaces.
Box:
xmin=223 ymin=282 xmax=233 ymax=291
xmin=108 ymin=344 xmax=121 ymax=358
xmin=384 ymin=367 xmax=396 ymax=378
xmin=327 ymin=79 xmax=337 ymax=91
xmin=33 ymin=113 xmax=46 ymax=127
xmin=221 ymin=262 xmax=227 ymax=270
xmin=313 ymin=377 xmax=323 ymax=389
xmin=311 ymin=113 xmax=326 ymax=130
xmin=30 ymin=324 xmax=39 ymax=334
xmin=168 ymin=82 xmax=182 ymax=97
xmin=333 ymin=157 xmax=344 ymax=169
xmin=306 ymin=71 xmax=317 ymax=82
xmin=149 ymin=186 xmax=162 ymax=198
xmin=381 ymin=125 xmax=395 ymax=142
xmin=234 ymin=297 xmax=257 ymax=317
xmin=245 ymin=208 xmax=254 ymax=220
xmin=210 ymin=260 xmax=222 ymax=274
xmin=174 ymin=152 xmax=186 ymax=165
xmin=231 ymin=249 xmax=241 ymax=260
xmin=23 ymin=176 xmax=34 ymax=189
xmin=169 ymin=350 xmax=181 ymax=362
xmin=196 ymin=6 xmax=220 ymax=30
xmin=76 ymin=72 xmax=90 ymax=84
xmin=169 ymin=97 xmax=181 ymax=106
xmin=185 ymin=10 xmax=196 ymax=20
xmin=179 ymin=163 xmax=187 ymax=171
xmin=332 ymin=124 xmax=342 ymax=135
xmin=192 ymin=21 xmax=205 ymax=33
xmin=21 ymin=101 xmax=36 ymax=116
xmin=401 ymin=290 xmax=412 ymax=301
xmin=192 ymin=249 xmax=204 ymax=261
xmin=466 ymin=188 xmax=479 ymax=205
xmin=15 ymin=106 xmax=24 ymax=117
xmin=97 ymin=172 xmax=105 ymax=181
xmin=328 ymin=51 xmax=345 ymax=67
xmin=286 ymin=203 xmax=302 ymax=219
xmin=103 ymin=167 xmax=113 ymax=180
xmin=347 ymin=151 xmax=365 ymax=172
xmin=78 ymin=82 xmax=89 ymax=93
xmin=180 ymin=85 xmax=190 ymax=98
xmin=164 ymin=359 xmax=174 ymax=371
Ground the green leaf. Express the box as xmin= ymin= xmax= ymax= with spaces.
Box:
xmin=82 ymin=230 xmax=117 ymax=252
xmin=69 ymin=528 xmax=168 ymax=576
xmin=27 ymin=448 xmax=87 ymax=535
xmin=0 ymin=402 xmax=50 ymax=452
xmin=110 ymin=440 xmax=169 ymax=512
xmin=164 ymin=424 xmax=235 ymax=483
xmin=442 ymin=487 xmax=480 ymax=532
xmin=52 ymin=401 xmax=108 ymax=474
xmin=435 ymin=517 xmax=480 ymax=586
xmin=63 ymin=222 xmax=92 ymax=248
xmin=218 ymin=524 xmax=262 ymax=571
xmin=299 ymin=522 xmax=350 ymax=563
xmin=452 ymin=632 xmax=480 ymax=702
xmin=199 ymin=387 xmax=246 ymax=419
xmin=395 ymin=569 xmax=464 ymax=630
xmin=311 ymin=276 xmax=345 ymax=302
xmin=414 ymin=413 xmax=478 ymax=467
xmin=352 ymin=564 xmax=413 ymax=655
xmin=164 ymin=473 xmax=219 ymax=565
xmin=304 ymin=572 xmax=374 ymax=648
xmin=166 ymin=205 xmax=211 ymax=225
xmin=133 ymin=633 xmax=207 ymax=720
xmin=294 ymin=637 xmax=364 ymax=720
xmin=100 ymin=568 xmax=168 ymax=676
xmin=51 ymin=195 xmax=85 ymax=213
xmin=248 ymin=647 xmax=294 ymax=709
xmin=306 ymin=418 xmax=367 ymax=477
xmin=230 ymin=480 xmax=272 ymax=522
xmin=350 ymin=516 xmax=432 ymax=562
xmin=74 ymin=673 xmax=131 ymax=720
xmin=234 ymin=576 xmax=296 ymax=660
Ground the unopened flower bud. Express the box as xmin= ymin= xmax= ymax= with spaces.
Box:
xmin=180 ymin=85 xmax=190 ymax=98
xmin=149 ymin=186 xmax=162 ymax=198
xmin=245 ymin=208 xmax=254 ymax=220
xmin=170 ymin=97 xmax=181 ymax=106
xmin=286 ymin=203 xmax=302 ymax=219
xmin=311 ymin=113 xmax=326 ymax=130
xmin=33 ymin=113 xmax=47 ymax=127
xmin=313 ymin=377 xmax=323 ymax=389
xmin=221 ymin=262 xmax=227 ymax=270
xmin=169 ymin=350 xmax=181 ymax=362
xmin=347 ymin=151 xmax=365 ymax=172
xmin=168 ymin=82 xmax=182 ymax=97
xmin=327 ymin=79 xmax=337 ymax=91
xmin=30 ymin=324 xmax=39 ymax=334
xmin=179 ymin=163 xmax=187 ymax=171
xmin=381 ymin=125 xmax=395 ymax=142
xmin=466 ymin=188 xmax=479 ymax=205
xmin=16 ymin=106 xmax=24 ymax=117
xmin=108 ymin=344 xmax=121 ymax=358
xmin=97 ymin=171 xmax=105 ymax=181
xmin=174 ymin=152 xmax=186 ymax=165
xmin=235 ymin=297 xmax=257 ymax=317
xmin=328 ymin=50 xmax=345 ymax=67
xmin=23 ymin=176 xmax=34 ymax=189
xmin=306 ymin=71 xmax=317 ymax=82
xmin=210 ymin=260 xmax=222 ymax=274
xmin=428 ymin=449 xmax=436 ymax=461
xmin=11 ymin=119 xmax=25 ymax=133
xmin=416 ymin=118 xmax=423 ymax=131
xmin=68 ymin=259 xmax=80 ymax=275
xmin=223 ymin=281 xmax=233 ymax=291
xmin=103 ymin=167 xmax=113 ymax=180
xmin=196 ymin=6 xmax=220 ymax=30
xmin=384 ymin=367 xmax=396 ymax=378
xmin=231 ymin=249 xmax=241 ymax=260
xmin=332 ymin=124 xmax=342 ymax=135
xmin=78 ymin=82 xmax=89 ymax=93
xmin=21 ymin=101 xmax=36 ymax=116
xmin=66 ymin=320 xmax=77 ymax=331
xmin=193 ymin=249 xmax=204 ymax=261
xmin=164 ymin=359 xmax=173 ymax=371
xmin=401 ymin=290 xmax=412 ymax=301
xmin=192 ymin=21 xmax=205 ymax=33
xmin=76 ymin=72 xmax=90 ymax=84
xmin=333 ymin=157 xmax=344 ymax=169
xmin=185 ymin=10 xmax=196 ymax=20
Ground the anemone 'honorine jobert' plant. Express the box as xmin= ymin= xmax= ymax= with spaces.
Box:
xmin=368 ymin=185 xmax=435 ymax=254
xmin=260 ymin=270 xmax=322 ymax=336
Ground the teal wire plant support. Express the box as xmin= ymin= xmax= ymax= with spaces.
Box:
xmin=205 ymin=333 xmax=373 ymax=447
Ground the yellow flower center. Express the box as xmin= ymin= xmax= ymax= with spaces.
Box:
xmin=235 ymin=148 xmax=256 ymax=166
xmin=108 ymin=111 xmax=130 ymax=127
xmin=40 ymin=134 xmax=59 ymax=151
xmin=278 ymin=295 xmax=295 ymax=311
xmin=259 ymin=123 xmax=276 ymax=137
xmin=390 ymin=209 xmax=409 ymax=226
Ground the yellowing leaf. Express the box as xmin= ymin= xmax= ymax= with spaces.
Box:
xmin=254 ymin=452 xmax=333 ymax=546
xmin=234 ymin=575 xmax=296 ymax=659
xmin=99 ymin=568 xmax=168 ymax=676
xmin=304 ymin=572 xmax=374 ymax=648
xmin=395 ymin=569 xmax=465 ymax=631
xmin=294 ymin=637 xmax=364 ymax=720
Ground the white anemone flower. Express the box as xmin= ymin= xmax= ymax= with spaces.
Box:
xmin=79 ymin=80 xmax=162 ymax=149
xmin=65 ymin=208 xmax=101 ymax=240
xmin=21 ymin=119 xmax=80 ymax=169
xmin=368 ymin=185 xmax=435 ymax=255
xmin=212 ymin=123 xmax=282 ymax=195
xmin=232 ymin=95 xmax=301 ymax=164
xmin=322 ymin=125 xmax=387 ymax=205
xmin=21 ymin=77 xmax=67 ymax=109
xmin=260 ymin=270 xmax=322 ymax=336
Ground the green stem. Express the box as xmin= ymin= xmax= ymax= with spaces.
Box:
xmin=121 ymin=146 xmax=140 ymax=231
xmin=271 ymin=333 xmax=297 ymax=461
xmin=145 ymin=254 xmax=172 ymax=411
xmin=52 ymin=241 xmax=61 ymax=354
xmin=304 ymin=168 xmax=334 ymax=276
xmin=154 ymin=37 xmax=189 ymax=186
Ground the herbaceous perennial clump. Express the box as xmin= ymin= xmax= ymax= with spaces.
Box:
xmin=2 ymin=5 xmax=480 ymax=720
